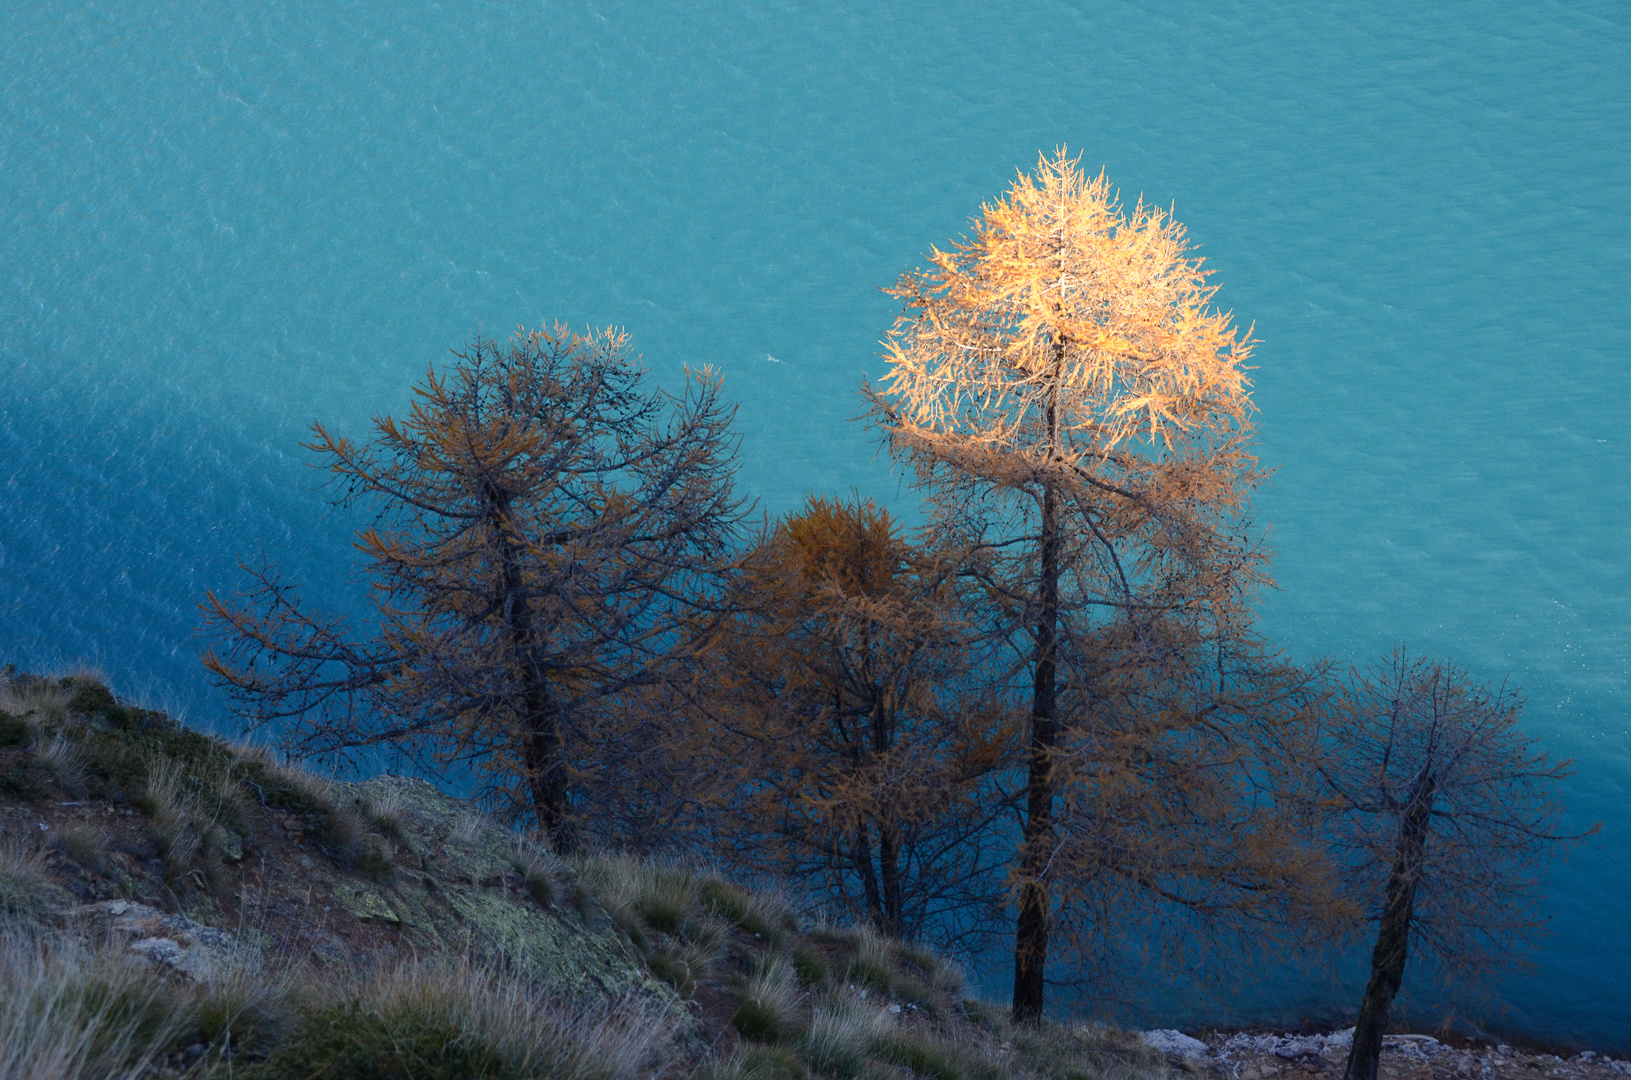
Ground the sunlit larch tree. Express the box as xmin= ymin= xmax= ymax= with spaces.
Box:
xmin=865 ymin=149 xmax=1325 ymax=1019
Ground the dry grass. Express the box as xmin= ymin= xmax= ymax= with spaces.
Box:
xmin=843 ymin=926 xmax=897 ymax=992
xmin=361 ymin=783 xmax=407 ymax=835
xmin=731 ymin=954 xmax=802 ymax=1043
xmin=0 ymin=923 xmax=677 ymax=1080
xmin=799 ymin=993 xmax=895 ymax=1078
xmin=574 ymin=854 xmax=702 ymax=939
xmin=0 ymin=837 xmax=68 ymax=925
xmin=37 ymin=734 xmax=87 ymax=795
xmin=256 ymin=954 xmax=677 ymax=1080
xmin=0 ymin=680 xmax=69 ymax=730
xmin=48 ymin=823 xmax=106 ymax=870
xmin=0 ymin=928 xmax=192 ymax=1080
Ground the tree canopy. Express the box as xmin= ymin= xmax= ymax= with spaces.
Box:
xmin=866 ymin=148 xmax=1308 ymax=1020
xmin=203 ymin=326 xmax=748 ymax=850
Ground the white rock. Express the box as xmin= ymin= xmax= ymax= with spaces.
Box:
xmin=1142 ymin=1030 xmax=1211 ymax=1059
xmin=64 ymin=901 xmax=249 ymax=982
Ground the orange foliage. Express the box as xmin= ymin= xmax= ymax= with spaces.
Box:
xmin=677 ymin=496 xmax=1020 ymax=943
xmin=865 ymin=150 xmax=1319 ymax=1018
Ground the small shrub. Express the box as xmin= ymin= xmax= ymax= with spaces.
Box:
xmin=792 ymin=945 xmax=829 ymax=988
xmin=62 ymin=677 xmax=150 ymax=730
xmin=0 ymin=763 xmax=45 ymax=800
xmin=0 ymin=712 xmax=31 ymax=746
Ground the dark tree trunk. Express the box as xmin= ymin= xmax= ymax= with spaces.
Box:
xmin=879 ymin=821 xmax=904 ymax=937
xmin=490 ymin=485 xmax=575 ymax=853
xmin=1013 ymin=474 xmax=1060 ymax=1024
xmin=1344 ymin=768 xmax=1437 ymax=1080
xmin=521 ymin=688 xmax=573 ymax=852
xmin=854 ymin=824 xmax=884 ymax=926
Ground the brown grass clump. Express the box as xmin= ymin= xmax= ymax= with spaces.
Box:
xmin=0 ymin=838 xmax=69 ymax=925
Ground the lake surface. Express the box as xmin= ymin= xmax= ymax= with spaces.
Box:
xmin=3 ymin=0 xmax=1626 ymax=1050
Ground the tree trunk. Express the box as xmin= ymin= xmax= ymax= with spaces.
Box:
xmin=1013 ymin=475 xmax=1060 ymax=1023
xmin=879 ymin=821 xmax=904 ymax=937
xmin=490 ymin=484 xmax=574 ymax=853
xmin=521 ymin=687 xmax=573 ymax=852
xmin=1344 ymin=768 xmax=1437 ymax=1080
xmin=854 ymin=824 xmax=884 ymax=927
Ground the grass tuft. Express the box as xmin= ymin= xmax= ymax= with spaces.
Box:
xmin=731 ymin=956 xmax=801 ymax=1044
xmin=50 ymin=823 xmax=107 ymax=870
xmin=799 ymin=994 xmax=893 ymax=1079
xmin=875 ymin=1030 xmax=971 ymax=1080
xmin=791 ymin=945 xmax=828 ymax=988
xmin=0 ymin=838 xmax=69 ymax=924
xmin=843 ymin=927 xmax=895 ymax=992
xmin=360 ymin=785 xmax=406 ymax=835
xmin=248 ymin=956 xmax=673 ymax=1080
xmin=706 ymin=1043 xmax=807 ymax=1080
xmin=39 ymin=733 xmax=88 ymax=796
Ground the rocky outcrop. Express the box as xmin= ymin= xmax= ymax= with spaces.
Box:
xmin=1138 ymin=1029 xmax=1631 ymax=1080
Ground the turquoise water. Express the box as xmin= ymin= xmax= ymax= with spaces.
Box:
xmin=3 ymin=0 xmax=1627 ymax=1048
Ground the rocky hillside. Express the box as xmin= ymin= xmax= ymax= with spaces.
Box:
xmin=2 ymin=671 xmax=1628 ymax=1080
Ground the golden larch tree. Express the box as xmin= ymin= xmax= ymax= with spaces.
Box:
xmin=866 ymin=150 xmax=1300 ymax=1019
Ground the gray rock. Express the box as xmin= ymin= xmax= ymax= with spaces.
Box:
xmin=64 ymin=900 xmax=251 ymax=981
xmin=1141 ymin=1029 xmax=1210 ymax=1059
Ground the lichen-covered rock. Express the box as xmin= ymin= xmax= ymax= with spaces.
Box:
xmin=64 ymin=899 xmax=250 ymax=981
xmin=340 ymin=776 xmax=683 ymax=1016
